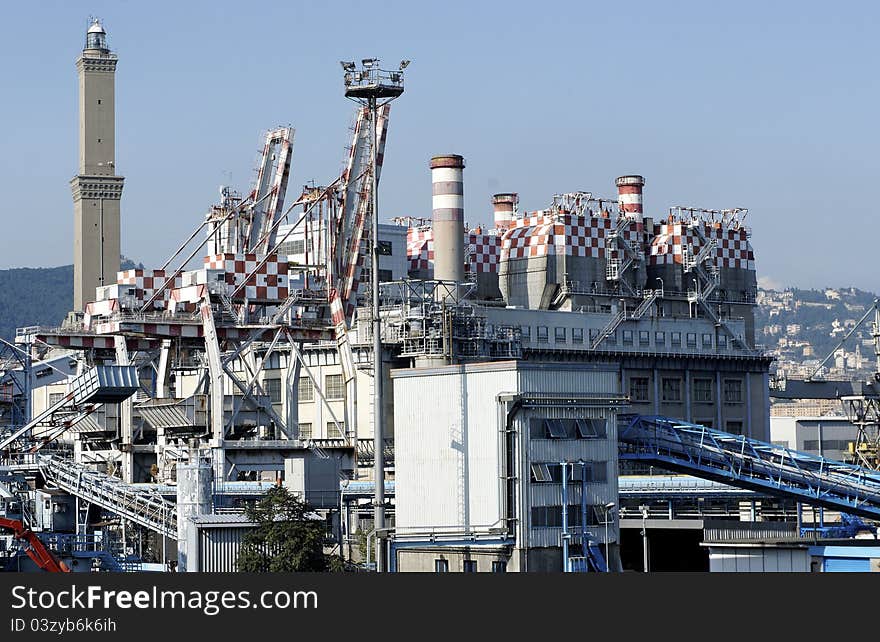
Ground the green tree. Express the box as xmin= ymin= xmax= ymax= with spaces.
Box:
xmin=236 ymin=486 xmax=333 ymax=572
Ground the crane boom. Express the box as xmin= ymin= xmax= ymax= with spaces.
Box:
xmin=0 ymin=517 xmax=70 ymax=572
xmin=246 ymin=127 xmax=294 ymax=254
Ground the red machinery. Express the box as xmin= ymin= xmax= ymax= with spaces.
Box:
xmin=0 ymin=517 xmax=70 ymax=572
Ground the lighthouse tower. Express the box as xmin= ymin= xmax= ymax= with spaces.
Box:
xmin=71 ymin=19 xmax=125 ymax=311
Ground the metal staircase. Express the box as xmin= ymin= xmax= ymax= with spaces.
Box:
xmin=605 ymin=217 xmax=643 ymax=288
xmin=38 ymin=456 xmax=177 ymax=538
xmin=590 ymin=290 xmax=659 ymax=350
xmin=619 ymin=415 xmax=880 ymax=520
xmin=631 ymin=289 xmax=660 ymax=320
xmin=590 ymin=311 xmax=625 ymax=350
xmin=0 ymin=366 xmax=139 ymax=452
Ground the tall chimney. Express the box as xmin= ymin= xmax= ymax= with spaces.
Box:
xmin=492 ymin=193 xmax=518 ymax=231
xmin=430 ymin=155 xmax=465 ymax=282
xmin=615 ymin=175 xmax=645 ymax=221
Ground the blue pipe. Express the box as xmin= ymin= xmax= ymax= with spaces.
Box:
xmin=561 ymin=461 xmax=569 ymax=572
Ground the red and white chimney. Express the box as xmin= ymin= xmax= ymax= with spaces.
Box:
xmin=492 ymin=193 xmax=518 ymax=231
xmin=615 ymin=175 xmax=645 ymax=221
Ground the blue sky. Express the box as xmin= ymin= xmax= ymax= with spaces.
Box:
xmin=2 ymin=1 xmax=877 ymax=291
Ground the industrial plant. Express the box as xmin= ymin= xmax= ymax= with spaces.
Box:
xmin=3 ymin=20 xmax=880 ymax=574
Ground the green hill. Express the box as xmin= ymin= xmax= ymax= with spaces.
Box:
xmin=0 ymin=258 xmax=141 ymax=342
xmin=0 ymin=265 xmax=73 ymax=342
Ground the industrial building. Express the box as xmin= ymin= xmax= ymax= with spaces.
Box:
xmin=5 ymin=20 xmax=880 ymax=574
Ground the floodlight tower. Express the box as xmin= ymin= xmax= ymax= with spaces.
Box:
xmin=341 ymin=58 xmax=407 ymax=572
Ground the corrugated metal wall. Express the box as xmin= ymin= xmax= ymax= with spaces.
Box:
xmin=518 ymin=365 xmax=619 ymax=550
xmin=198 ymin=526 xmax=251 ymax=572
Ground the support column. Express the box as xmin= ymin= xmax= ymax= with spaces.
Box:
xmin=114 ymin=335 xmax=134 ymax=482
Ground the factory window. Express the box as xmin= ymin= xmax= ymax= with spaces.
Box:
xmin=434 ymin=559 xmax=449 ymax=573
xmin=378 ymin=240 xmax=393 ymax=256
xmin=530 ymin=463 xmax=553 ymax=483
xmin=629 ymin=377 xmax=649 ymax=402
xmin=297 ymin=376 xmax=314 ymax=402
xmin=531 ymin=505 xmax=600 ymax=528
xmin=521 ymin=325 xmax=531 ymax=341
xmin=264 ymin=378 xmax=282 ymax=404
xmin=639 ymin=330 xmax=650 ymax=347
xmin=567 ymin=462 xmax=608 ymax=483
xmin=545 ymin=419 xmax=569 ymax=438
xmin=492 ymin=561 xmax=507 ymax=573
xmin=298 ymin=423 xmax=312 ymax=440
xmin=532 ymin=463 xmax=604 ymax=483
xmin=693 ymin=378 xmax=713 ymax=403
xmin=661 ymin=378 xmax=681 ymax=402
xmin=726 ymin=421 xmax=743 ymax=435
xmin=718 ymin=335 xmax=728 ymax=349
xmin=575 ymin=418 xmax=606 ymax=438
xmin=327 ymin=421 xmax=344 ymax=439
xmin=622 ymin=330 xmax=633 ymax=346
xmin=537 ymin=326 xmax=549 ymax=344
xmin=655 ymin=331 xmax=666 ymax=347
xmin=572 ymin=328 xmax=584 ymax=344
xmin=462 ymin=560 xmax=478 ymax=573
xmin=772 ymin=440 xmax=790 ymax=449
xmin=588 ymin=462 xmax=608 ymax=483
xmin=723 ymin=379 xmax=743 ymax=404
xmin=702 ymin=333 xmax=713 ymax=348
xmin=803 ymin=439 xmax=852 ymax=452
xmin=292 ymin=239 xmax=306 ymax=254
xmin=589 ymin=329 xmax=599 ymax=343
xmin=555 ymin=327 xmax=567 ymax=343
xmin=606 ymin=330 xmax=617 ymax=345
xmin=671 ymin=332 xmax=682 ymax=348
xmin=378 ymin=269 xmax=393 ymax=282
xmin=529 ymin=418 xmax=604 ymax=440
xmin=325 ymin=374 xmax=345 ymax=399
xmin=686 ymin=333 xmax=697 ymax=349
xmin=48 ymin=392 xmax=65 ymax=407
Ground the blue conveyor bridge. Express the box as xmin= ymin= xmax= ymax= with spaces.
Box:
xmin=619 ymin=415 xmax=880 ymax=520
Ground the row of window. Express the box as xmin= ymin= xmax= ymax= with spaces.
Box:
xmin=803 ymin=439 xmax=853 ymax=452
xmin=296 ymin=422 xmax=344 ymax=440
xmin=279 ymin=239 xmax=394 ymax=258
xmin=434 ymin=559 xmax=507 ymax=573
xmin=531 ymin=504 xmax=610 ymax=528
xmin=530 ymin=461 xmax=608 ymax=483
xmin=629 ymin=376 xmax=744 ymax=404
xmin=684 ymin=419 xmax=744 ymax=434
xmin=521 ymin=326 xmax=731 ymax=350
xmin=529 ymin=418 xmax=607 ymax=440
xmin=264 ymin=374 xmax=346 ymax=404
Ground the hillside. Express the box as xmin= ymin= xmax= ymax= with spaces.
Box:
xmin=756 ymin=286 xmax=878 ymax=378
xmin=0 ymin=258 xmax=141 ymax=342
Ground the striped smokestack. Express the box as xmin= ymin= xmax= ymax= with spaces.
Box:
xmin=615 ymin=175 xmax=645 ymax=221
xmin=492 ymin=193 xmax=518 ymax=231
xmin=431 ymin=154 xmax=465 ymax=282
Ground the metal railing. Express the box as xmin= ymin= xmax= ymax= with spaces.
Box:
xmin=619 ymin=415 xmax=880 ymax=520
xmin=38 ymin=456 xmax=176 ymax=538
